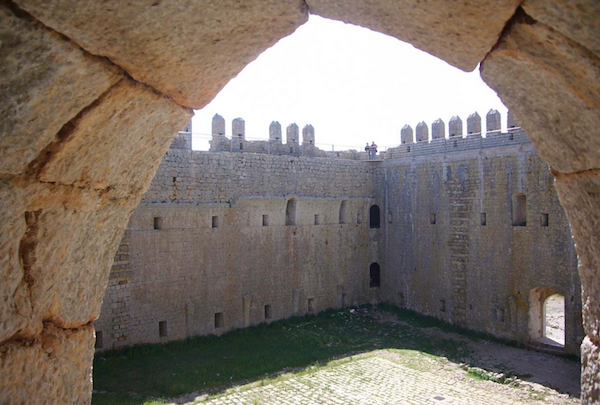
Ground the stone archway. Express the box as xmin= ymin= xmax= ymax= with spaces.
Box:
xmin=1 ymin=1 xmax=599 ymax=403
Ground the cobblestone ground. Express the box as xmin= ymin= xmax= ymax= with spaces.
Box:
xmin=184 ymin=352 xmax=575 ymax=405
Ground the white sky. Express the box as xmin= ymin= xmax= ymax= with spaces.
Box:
xmin=192 ymin=15 xmax=507 ymax=152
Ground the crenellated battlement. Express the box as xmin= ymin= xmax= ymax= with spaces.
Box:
xmin=171 ymin=110 xmax=530 ymax=162
xmin=385 ymin=109 xmax=528 ymax=160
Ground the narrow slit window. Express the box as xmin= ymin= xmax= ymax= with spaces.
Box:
xmin=262 ymin=214 xmax=269 ymax=226
xmin=369 ymin=205 xmax=380 ymax=228
xmin=314 ymin=214 xmax=321 ymax=225
xmin=239 ymin=142 xmax=243 ymax=150
xmin=285 ymin=199 xmax=297 ymax=226
xmin=512 ymin=194 xmax=527 ymax=226
xmin=212 ymin=215 xmax=219 ymax=228
xmin=94 ymin=331 xmax=103 ymax=349
xmin=264 ymin=305 xmax=272 ymax=320
xmin=430 ymin=213 xmax=436 ymax=225
xmin=480 ymin=213 xmax=487 ymax=226
xmin=541 ymin=213 xmax=549 ymax=227
xmin=214 ymin=312 xmax=224 ymax=328
xmin=339 ymin=200 xmax=348 ymax=224
xmin=159 ymin=321 xmax=167 ymax=337
xmin=307 ymin=298 xmax=315 ymax=313
xmin=440 ymin=300 xmax=446 ymax=313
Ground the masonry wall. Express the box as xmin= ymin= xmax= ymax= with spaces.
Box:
xmin=94 ymin=139 xmax=376 ymax=349
xmin=378 ymin=130 xmax=583 ymax=354
xmin=95 ymin=128 xmax=582 ymax=355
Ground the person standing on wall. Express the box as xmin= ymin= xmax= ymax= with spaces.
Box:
xmin=370 ymin=141 xmax=378 ymax=160
xmin=365 ymin=142 xmax=371 ymax=160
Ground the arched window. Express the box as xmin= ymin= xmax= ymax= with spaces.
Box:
xmin=369 ymin=205 xmax=380 ymax=229
xmin=512 ymin=193 xmax=526 ymax=226
xmin=339 ymin=200 xmax=348 ymax=224
xmin=370 ymin=263 xmax=381 ymax=288
xmin=285 ymin=198 xmax=297 ymax=226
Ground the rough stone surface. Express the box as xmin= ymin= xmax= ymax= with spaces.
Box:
xmin=0 ymin=4 xmax=121 ymax=175
xmin=305 ymin=0 xmax=521 ymax=71
xmin=0 ymin=323 xmax=94 ymax=404
xmin=522 ymin=0 xmax=600 ymax=58
xmin=581 ymin=336 xmax=600 ymax=404
xmin=39 ymin=79 xmax=191 ymax=199
xmin=480 ymin=11 xmax=600 ymax=173
xmin=553 ymin=173 xmax=600 ymax=341
xmin=13 ymin=0 xmax=308 ymax=109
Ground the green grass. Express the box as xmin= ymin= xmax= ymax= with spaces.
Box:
xmin=90 ymin=304 xmax=527 ymax=404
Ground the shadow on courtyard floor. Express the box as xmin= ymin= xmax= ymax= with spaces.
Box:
xmin=92 ymin=304 xmax=580 ymax=405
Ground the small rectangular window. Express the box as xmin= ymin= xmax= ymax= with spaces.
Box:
xmin=440 ymin=300 xmax=446 ymax=313
xmin=430 ymin=214 xmax=436 ymax=225
xmin=264 ymin=305 xmax=272 ymax=320
xmin=159 ymin=321 xmax=167 ymax=337
xmin=314 ymin=214 xmax=321 ymax=225
xmin=239 ymin=142 xmax=243 ymax=150
xmin=153 ymin=217 xmax=163 ymax=230
xmin=290 ymin=147 xmax=294 ymax=154
xmin=212 ymin=216 xmax=219 ymax=228
xmin=480 ymin=213 xmax=487 ymax=226
xmin=94 ymin=331 xmax=103 ymax=349
xmin=262 ymin=215 xmax=270 ymax=226
xmin=307 ymin=298 xmax=315 ymax=313
xmin=214 ymin=312 xmax=224 ymax=328
xmin=540 ymin=213 xmax=549 ymax=227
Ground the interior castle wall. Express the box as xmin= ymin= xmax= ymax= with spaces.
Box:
xmin=96 ymin=128 xmax=582 ymax=355
xmin=378 ymin=130 xmax=583 ymax=354
xmin=94 ymin=136 xmax=376 ymax=349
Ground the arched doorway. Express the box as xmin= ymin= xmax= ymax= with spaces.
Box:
xmin=529 ymin=287 xmax=565 ymax=348
xmin=370 ymin=263 xmax=381 ymax=288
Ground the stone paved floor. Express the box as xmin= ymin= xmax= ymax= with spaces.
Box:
xmin=186 ymin=353 xmax=574 ymax=405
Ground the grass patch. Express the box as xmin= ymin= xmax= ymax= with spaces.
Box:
xmin=91 ymin=304 xmax=561 ymax=404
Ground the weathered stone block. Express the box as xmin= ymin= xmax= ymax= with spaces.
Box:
xmin=481 ymin=11 xmax=600 ymax=173
xmin=14 ymin=0 xmax=308 ymax=108
xmin=400 ymin=125 xmax=413 ymax=144
xmin=0 ymin=323 xmax=94 ymax=404
xmin=431 ymin=119 xmax=445 ymax=140
xmin=0 ymin=4 xmax=121 ymax=175
xmin=39 ymin=79 xmax=191 ymax=198
xmin=467 ymin=112 xmax=482 ymax=135
xmin=581 ymin=336 xmax=600 ymax=404
xmin=448 ymin=116 xmax=463 ymax=137
xmin=415 ymin=122 xmax=429 ymax=142
xmin=305 ymin=0 xmax=521 ymax=71
xmin=522 ymin=0 xmax=600 ymax=58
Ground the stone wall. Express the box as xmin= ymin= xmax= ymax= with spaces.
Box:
xmin=96 ymin=125 xmax=582 ymax=355
xmin=94 ymin=145 xmax=376 ymax=349
xmin=378 ymin=131 xmax=583 ymax=354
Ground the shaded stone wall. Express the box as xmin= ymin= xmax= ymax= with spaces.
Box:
xmin=379 ymin=131 xmax=583 ymax=354
xmin=94 ymin=145 xmax=376 ymax=349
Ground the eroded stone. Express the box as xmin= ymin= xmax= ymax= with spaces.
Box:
xmin=480 ymin=11 xmax=600 ymax=173
xmin=522 ymin=0 xmax=600 ymax=58
xmin=306 ymin=0 xmax=521 ymax=71
xmin=14 ymin=0 xmax=308 ymax=109
xmin=554 ymin=172 xmax=600 ymax=340
xmin=581 ymin=336 xmax=600 ymax=403
xmin=0 ymin=4 xmax=122 ymax=175
xmin=0 ymin=323 xmax=94 ymax=404
xmin=39 ymin=79 xmax=191 ymax=198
